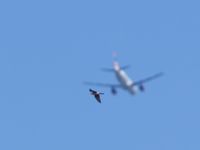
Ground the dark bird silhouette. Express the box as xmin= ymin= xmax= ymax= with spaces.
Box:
xmin=89 ymin=89 xmax=104 ymax=103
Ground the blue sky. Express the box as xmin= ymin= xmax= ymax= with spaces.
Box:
xmin=0 ymin=0 xmax=200 ymax=149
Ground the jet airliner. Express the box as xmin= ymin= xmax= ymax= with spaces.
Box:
xmin=85 ymin=59 xmax=163 ymax=95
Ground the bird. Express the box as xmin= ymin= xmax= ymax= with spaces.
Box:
xmin=89 ymin=89 xmax=104 ymax=103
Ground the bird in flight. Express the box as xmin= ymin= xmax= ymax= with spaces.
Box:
xmin=89 ymin=89 xmax=104 ymax=103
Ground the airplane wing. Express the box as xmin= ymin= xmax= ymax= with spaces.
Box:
xmin=133 ymin=72 xmax=164 ymax=86
xmin=84 ymin=82 xmax=122 ymax=88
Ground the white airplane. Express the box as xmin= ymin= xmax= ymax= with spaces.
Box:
xmin=85 ymin=60 xmax=163 ymax=95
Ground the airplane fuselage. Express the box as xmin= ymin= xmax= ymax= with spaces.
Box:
xmin=113 ymin=62 xmax=138 ymax=94
xmin=85 ymin=59 xmax=163 ymax=95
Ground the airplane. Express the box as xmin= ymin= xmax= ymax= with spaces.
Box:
xmin=85 ymin=59 xmax=163 ymax=95
xmin=89 ymin=89 xmax=104 ymax=103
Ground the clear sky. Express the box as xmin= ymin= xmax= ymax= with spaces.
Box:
xmin=0 ymin=0 xmax=200 ymax=149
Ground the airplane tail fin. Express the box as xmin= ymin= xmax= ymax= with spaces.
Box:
xmin=112 ymin=51 xmax=131 ymax=70
xmin=112 ymin=51 xmax=118 ymax=60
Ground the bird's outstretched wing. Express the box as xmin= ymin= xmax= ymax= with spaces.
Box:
xmin=133 ymin=72 xmax=164 ymax=86
xmin=95 ymin=95 xmax=101 ymax=103
xmin=89 ymin=88 xmax=97 ymax=94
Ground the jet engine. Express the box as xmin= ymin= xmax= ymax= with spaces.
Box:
xmin=139 ymin=84 xmax=145 ymax=92
xmin=111 ymin=87 xmax=117 ymax=95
